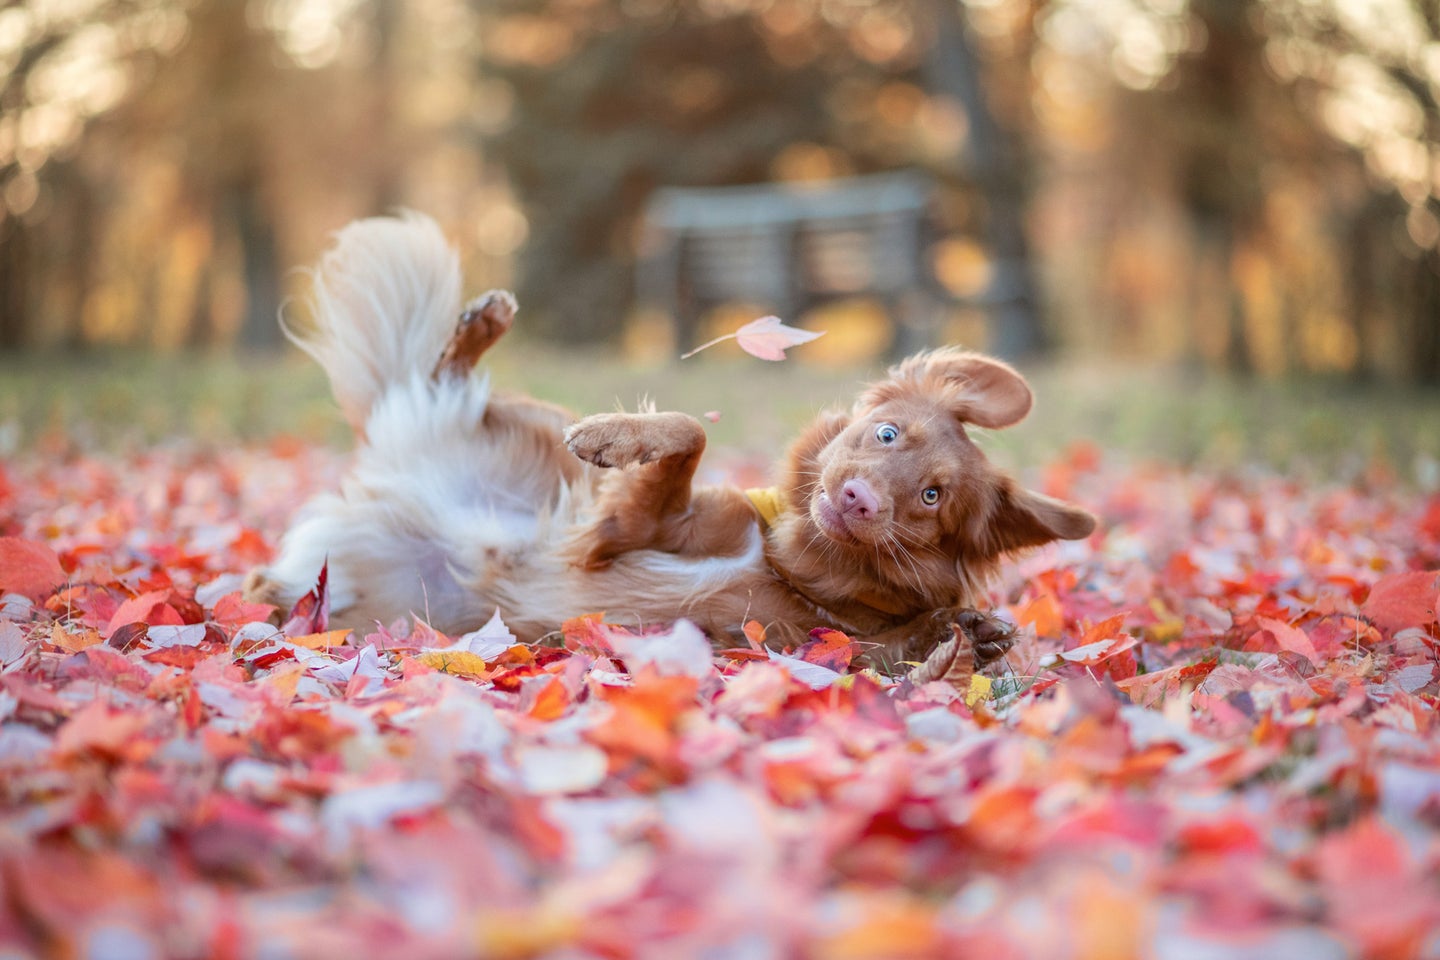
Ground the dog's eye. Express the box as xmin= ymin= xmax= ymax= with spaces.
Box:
xmin=921 ymin=486 xmax=941 ymax=506
xmin=875 ymin=423 xmax=899 ymax=445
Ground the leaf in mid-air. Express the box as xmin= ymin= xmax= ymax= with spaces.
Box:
xmin=680 ymin=315 xmax=824 ymax=361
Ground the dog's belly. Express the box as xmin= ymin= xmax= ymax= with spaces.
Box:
xmin=476 ymin=524 xmax=769 ymax=643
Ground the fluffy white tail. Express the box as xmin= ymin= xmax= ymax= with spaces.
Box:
xmin=284 ymin=212 xmax=462 ymax=429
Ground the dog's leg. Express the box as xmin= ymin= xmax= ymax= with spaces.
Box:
xmin=561 ymin=414 xmax=720 ymax=569
xmin=432 ymin=290 xmax=517 ymax=380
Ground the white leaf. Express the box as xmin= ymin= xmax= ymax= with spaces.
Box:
xmin=734 ymin=315 xmax=824 ymax=361
xmin=766 ymin=649 xmax=842 ymax=689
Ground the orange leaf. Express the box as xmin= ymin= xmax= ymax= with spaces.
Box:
xmin=524 ymin=676 xmax=571 ymax=720
xmin=796 ymin=628 xmax=856 ymax=671
xmin=49 ymin=622 xmax=103 ymax=654
xmin=287 ymin=628 xmax=352 ymax=650
xmin=1014 ymin=593 xmax=1064 ymax=637
xmin=561 ymin=613 xmax=610 ymax=649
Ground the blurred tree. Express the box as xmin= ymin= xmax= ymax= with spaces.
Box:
xmin=0 ymin=0 xmax=190 ymax=349
xmin=0 ymin=0 xmax=484 ymax=353
xmin=1029 ymin=0 xmax=1439 ymax=384
xmin=475 ymin=0 xmax=1047 ymax=354
xmin=1261 ymin=0 xmax=1440 ymax=383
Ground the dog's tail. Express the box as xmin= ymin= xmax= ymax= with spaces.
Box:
xmin=284 ymin=212 xmax=462 ymax=429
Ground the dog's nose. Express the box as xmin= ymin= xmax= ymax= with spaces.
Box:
xmin=840 ymin=478 xmax=879 ymax=519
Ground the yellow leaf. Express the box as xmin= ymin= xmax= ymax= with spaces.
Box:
xmin=416 ymin=650 xmax=488 ymax=677
xmin=966 ymin=674 xmax=992 ymax=707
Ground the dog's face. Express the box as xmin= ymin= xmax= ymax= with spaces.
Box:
xmin=808 ymin=350 xmax=1095 ymax=562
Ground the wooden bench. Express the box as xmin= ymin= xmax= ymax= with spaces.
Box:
xmin=637 ymin=171 xmax=951 ymax=358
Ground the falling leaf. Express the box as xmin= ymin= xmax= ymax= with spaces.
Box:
xmin=680 ymin=315 xmax=824 ymax=361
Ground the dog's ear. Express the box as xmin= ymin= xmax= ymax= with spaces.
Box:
xmin=972 ymin=479 xmax=1097 ymax=556
xmin=861 ymin=350 xmax=1033 ymax=429
xmin=934 ymin=352 xmax=1033 ymax=429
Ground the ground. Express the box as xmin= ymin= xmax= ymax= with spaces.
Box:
xmin=1 ymin=354 xmax=1439 ymax=958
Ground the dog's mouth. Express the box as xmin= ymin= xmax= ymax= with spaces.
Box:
xmin=812 ymin=492 xmax=861 ymax=544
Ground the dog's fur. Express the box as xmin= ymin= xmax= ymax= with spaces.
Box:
xmin=243 ymin=214 xmax=1096 ymax=667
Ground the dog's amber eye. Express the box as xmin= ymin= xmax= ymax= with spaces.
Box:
xmin=875 ymin=423 xmax=899 ymax=444
xmin=921 ymin=486 xmax=941 ymax=505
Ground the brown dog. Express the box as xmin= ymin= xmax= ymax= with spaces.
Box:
xmin=244 ymin=214 xmax=1096 ymax=670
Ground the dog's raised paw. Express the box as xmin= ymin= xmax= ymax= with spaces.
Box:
xmin=433 ymin=290 xmax=518 ymax=380
xmin=564 ymin=412 xmax=703 ymax=469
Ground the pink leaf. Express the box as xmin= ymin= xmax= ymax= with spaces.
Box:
xmin=733 ymin=316 xmax=824 ymax=361
xmin=1254 ymin=617 xmax=1320 ymax=662
xmin=104 ymin=589 xmax=178 ymax=639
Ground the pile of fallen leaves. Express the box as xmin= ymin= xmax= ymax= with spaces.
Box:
xmin=2 ymin=442 xmax=1438 ymax=959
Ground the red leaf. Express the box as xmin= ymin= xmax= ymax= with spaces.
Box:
xmin=733 ymin=315 xmax=824 ymax=361
xmin=1361 ymin=570 xmax=1439 ymax=633
xmin=212 ymin=591 xmax=278 ymax=628
xmin=281 ymin=561 xmax=330 ymax=635
xmin=795 ymin=628 xmax=857 ymax=671
xmin=1252 ymin=616 xmax=1320 ymax=662
xmin=0 ymin=537 xmax=66 ymax=602
xmin=104 ymin=589 xmax=180 ymax=639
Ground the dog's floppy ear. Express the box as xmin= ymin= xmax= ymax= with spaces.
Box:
xmin=972 ymin=478 xmax=1097 ymax=556
xmin=933 ymin=351 xmax=1033 ymax=429
xmin=861 ymin=349 xmax=1033 ymax=429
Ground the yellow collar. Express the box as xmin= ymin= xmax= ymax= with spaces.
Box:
xmin=745 ymin=486 xmax=786 ymax=530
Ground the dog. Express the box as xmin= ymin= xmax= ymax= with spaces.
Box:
xmin=242 ymin=214 xmax=1096 ymax=670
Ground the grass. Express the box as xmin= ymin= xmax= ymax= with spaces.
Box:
xmin=2 ymin=344 xmax=1438 ymax=486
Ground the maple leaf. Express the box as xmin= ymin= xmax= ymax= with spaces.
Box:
xmin=679 ymin=315 xmax=824 ymax=361
xmin=795 ymin=627 xmax=857 ymax=672
xmin=281 ymin=561 xmax=330 ymax=635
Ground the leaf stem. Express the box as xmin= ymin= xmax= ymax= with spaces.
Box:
xmin=679 ymin=333 xmax=737 ymax=360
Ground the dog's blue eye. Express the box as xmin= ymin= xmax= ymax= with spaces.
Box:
xmin=921 ymin=486 xmax=941 ymax=506
xmin=876 ymin=424 xmax=899 ymax=444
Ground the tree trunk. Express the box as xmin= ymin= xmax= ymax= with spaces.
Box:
xmin=921 ymin=0 xmax=1045 ymax=359
xmin=229 ymin=180 xmax=284 ymax=350
xmin=1412 ymin=247 xmax=1440 ymax=385
xmin=0 ymin=220 xmax=30 ymax=352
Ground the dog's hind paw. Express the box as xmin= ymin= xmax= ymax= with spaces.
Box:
xmin=564 ymin=412 xmax=704 ymax=469
xmin=432 ymin=290 xmax=517 ymax=380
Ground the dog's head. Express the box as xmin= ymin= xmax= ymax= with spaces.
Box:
xmin=808 ymin=349 xmax=1095 ymax=566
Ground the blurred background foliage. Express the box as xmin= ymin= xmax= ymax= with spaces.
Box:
xmin=0 ymin=0 xmax=1438 ymax=389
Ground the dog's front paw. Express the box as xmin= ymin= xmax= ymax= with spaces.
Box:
xmin=564 ymin=412 xmax=703 ymax=469
xmin=952 ymin=607 xmax=1016 ymax=667
xmin=901 ymin=606 xmax=1015 ymax=668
